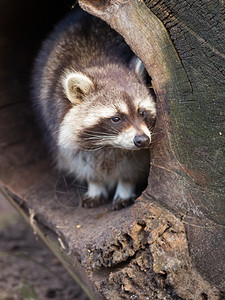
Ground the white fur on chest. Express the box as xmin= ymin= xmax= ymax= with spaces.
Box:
xmin=58 ymin=146 xmax=149 ymax=186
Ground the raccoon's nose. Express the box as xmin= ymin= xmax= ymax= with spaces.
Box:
xmin=134 ymin=134 xmax=150 ymax=148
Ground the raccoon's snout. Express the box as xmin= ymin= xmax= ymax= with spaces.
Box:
xmin=133 ymin=134 xmax=150 ymax=148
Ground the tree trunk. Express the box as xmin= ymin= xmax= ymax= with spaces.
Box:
xmin=0 ymin=0 xmax=224 ymax=299
xmin=78 ymin=0 xmax=225 ymax=294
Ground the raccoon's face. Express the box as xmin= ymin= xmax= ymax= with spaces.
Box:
xmin=59 ymin=60 xmax=156 ymax=151
xmin=77 ymin=93 xmax=156 ymax=151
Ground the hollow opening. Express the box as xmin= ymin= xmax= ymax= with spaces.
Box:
xmin=0 ymin=0 xmax=154 ymax=209
xmin=0 ymin=1 xmax=73 ymax=193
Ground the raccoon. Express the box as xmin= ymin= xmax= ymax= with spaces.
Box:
xmin=32 ymin=8 xmax=156 ymax=210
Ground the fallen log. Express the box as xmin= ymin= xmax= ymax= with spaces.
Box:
xmin=0 ymin=0 xmax=224 ymax=299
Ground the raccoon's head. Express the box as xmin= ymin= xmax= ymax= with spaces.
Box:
xmin=59 ymin=58 xmax=156 ymax=151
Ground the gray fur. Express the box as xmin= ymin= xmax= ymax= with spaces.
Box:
xmin=32 ymin=8 xmax=156 ymax=210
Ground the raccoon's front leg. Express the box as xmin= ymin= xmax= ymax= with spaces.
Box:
xmin=82 ymin=181 xmax=108 ymax=208
xmin=112 ymin=181 xmax=136 ymax=210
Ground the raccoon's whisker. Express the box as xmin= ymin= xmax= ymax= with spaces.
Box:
xmin=148 ymin=135 xmax=164 ymax=146
xmin=82 ymin=135 xmax=114 ymax=139
xmin=81 ymin=137 xmax=114 ymax=143
xmin=83 ymin=130 xmax=108 ymax=135
xmin=150 ymin=132 xmax=157 ymax=138
xmin=83 ymin=131 xmax=116 ymax=138
xmin=106 ymin=126 xmax=120 ymax=134
xmin=84 ymin=145 xmax=106 ymax=152
xmin=85 ymin=125 xmax=120 ymax=136
xmin=76 ymin=144 xmax=106 ymax=152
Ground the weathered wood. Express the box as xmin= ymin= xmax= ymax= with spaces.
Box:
xmin=0 ymin=188 xmax=99 ymax=300
xmin=78 ymin=0 xmax=225 ymax=293
xmin=0 ymin=0 xmax=224 ymax=299
xmin=1 ymin=183 xmax=219 ymax=299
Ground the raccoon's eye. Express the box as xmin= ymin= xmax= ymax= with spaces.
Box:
xmin=111 ymin=117 xmax=122 ymax=123
xmin=138 ymin=109 xmax=145 ymax=118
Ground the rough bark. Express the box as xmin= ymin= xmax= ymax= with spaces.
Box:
xmin=0 ymin=0 xmax=224 ymax=299
xmin=78 ymin=0 xmax=225 ymax=291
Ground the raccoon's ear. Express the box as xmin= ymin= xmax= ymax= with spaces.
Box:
xmin=130 ymin=57 xmax=148 ymax=83
xmin=63 ymin=72 xmax=94 ymax=104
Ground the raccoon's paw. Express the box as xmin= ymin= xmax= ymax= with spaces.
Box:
xmin=81 ymin=182 xmax=108 ymax=208
xmin=81 ymin=193 xmax=108 ymax=208
xmin=112 ymin=181 xmax=136 ymax=210
xmin=112 ymin=195 xmax=136 ymax=210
